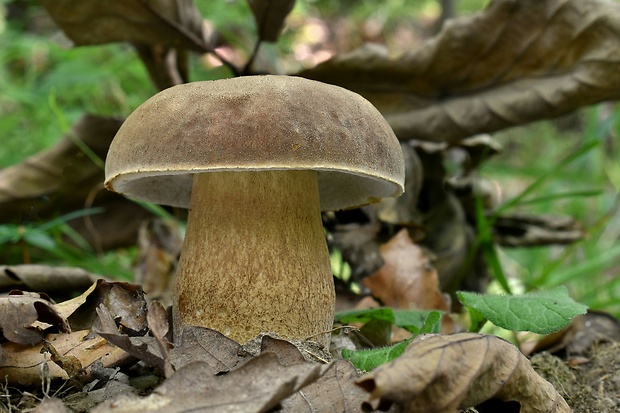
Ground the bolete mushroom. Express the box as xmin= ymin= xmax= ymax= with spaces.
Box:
xmin=104 ymin=75 xmax=405 ymax=348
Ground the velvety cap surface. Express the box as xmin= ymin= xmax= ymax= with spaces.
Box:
xmin=104 ymin=75 xmax=405 ymax=211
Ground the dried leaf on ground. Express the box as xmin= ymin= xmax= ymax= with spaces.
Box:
xmin=248 ymin=0 xmax=296 ymax=42
xmin=493 ymin=213 xmax=585 ymax=247
xmin=299 ymin=0 xmax=620 ymax=142
xmin=357 ymin=333 xmax=571 ymax=413
xmin=92 ymin=352 xmax=324 ymax=413
xmin=281 ymin=359 xmax=366 ymax=413
xmin=40 ymin=0 xmax=207 ymax=52
xmin=94 ymin=305 xmax=167 ymax=372
xmin=0 ymin=330 xmax=129 ymax=386
xmin=0 ymin=292 xmax=70 ymax=345
xmin=135 ymin=219 xmax=183 ymax=307
xmin=148 ymin=301 xmax=174 ymax=377
xmin=363 ymin=229 xmax=451 ymax=320
xmin=0 ymin=265 xmax=99 ymax=296
xmin=170 ymin=326 xmax=250 ymax=372
xmin=66 ymin=280 xmax=147 ymax=334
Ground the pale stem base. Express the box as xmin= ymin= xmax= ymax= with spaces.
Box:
xmin=173 ymin=170 xmax=335 ymax=348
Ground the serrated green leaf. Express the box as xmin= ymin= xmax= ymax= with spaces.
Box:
xmin=457 ymin=287 xmax=588 ymax=334
xmin=342 ymin=339 xmax=410 ymax=372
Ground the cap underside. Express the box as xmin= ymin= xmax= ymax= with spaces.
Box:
xmin=107 ymin=166 xmax=402 ymax=211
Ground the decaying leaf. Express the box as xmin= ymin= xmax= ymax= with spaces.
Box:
xmin=248 ymin=0 xmax=296 ymax=42
xmin=281 ymin=359 xmax=366 ymax=413
xmin=0 ymin=115 xmax=150 ymax=250
xmin=40 ymin=0 xmax=207 ymax=52
xmin=357 ymin=333 xmax=571 ymax=413
xmin=147 ymin=301 xmax=174 ymax=377
xmin=0 ymin=291 xmax=70 ymax=345
xmin=363 ymin=229 xmax=451 ymax=318
xmin=135 ymin=218 xmax=183 ymax=307
xmin=0 ymin=330 xmax=129 ymax=386
xmin=94 ymin=305 xmax=167 ymax=372
xmin=67 ymin=280 xmax=148 ymax=334
xmin=493 ymin=213 xmax=585 ymax=247
xmin=299 ymin=0 xmax=620 ymax=143
xmin=170 ymin=326 xmax=250 ymax=372
xmin=0 ymin=265 xmax=100 ymax=296
xmin=92 ymin=352 xmax=324 ymax=413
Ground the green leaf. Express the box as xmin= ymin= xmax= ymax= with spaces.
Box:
xmin=334 ymin=308 xmax=395 ymax=325
xmin=418 ymin=311 xmax=442 ymax=334
xmin=457 ymin=287 xmax=588 ymax=334
xmin=342 ymin=339 xmax=411 ymax=372
xmin=393 ymin=309 xmax=437 ymax=332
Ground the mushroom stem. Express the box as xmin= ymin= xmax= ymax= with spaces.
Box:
xmin=173 ymin=170 xmax=335 ymax=347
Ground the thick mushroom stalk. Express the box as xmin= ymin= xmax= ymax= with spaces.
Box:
xmin=174 ymin=170 xmax=335 ymax=346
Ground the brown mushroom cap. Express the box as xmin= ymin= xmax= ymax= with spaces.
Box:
xmin=104 ymin=75 xmax=404 ymax=211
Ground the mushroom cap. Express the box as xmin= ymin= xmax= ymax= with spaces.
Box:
xmin=104 ymin=75 xmax=405 ymax=211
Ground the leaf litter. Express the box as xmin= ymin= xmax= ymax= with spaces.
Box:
xmin=4 ymin=272 xmax=612 ymax=412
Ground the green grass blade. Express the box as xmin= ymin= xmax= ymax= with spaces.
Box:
xmin=494 ymin=141 xmax=600 ymax=216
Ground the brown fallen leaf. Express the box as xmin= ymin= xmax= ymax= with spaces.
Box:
xmin=94 ymin=305 xmax=168 ymax=372
xmin=281 ymin=359 xmax=367 ymax=413
xmin=135 ymin=218 xmax=183 ymax=307
xmin=363 ymin=229 xmax=452 ymax=329
xmin=0 ymin=265 xmax=100 ymax=296
xmin=0 ymin=330 xmax=129 ymax=386
xmin=170 ymin=326 xmax=250 ymax=372
xmin=92 ymin=352 xmax=324 ymax=413
xmin=40 ymin=0 xmax=207 ymax=52
xmin=67 ymin=280 xmax=148 ymax=334
xmin=493 ymin=213 xmax=585 ymax=247
xmin=299 ymin=0 xmax=620 ymax=143
xmin=147 ymin=301 xmax=175 ymax=378
xmin=357 ymin=333 xmax=571 ymax=413
xmin=0 ymin=291 xmax=70 ymax=345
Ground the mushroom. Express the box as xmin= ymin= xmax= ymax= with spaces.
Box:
xmin=104 ymin=75 xmax=405 ymax=348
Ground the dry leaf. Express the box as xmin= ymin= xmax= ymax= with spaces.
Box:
xmin=281 ymin=359 xmax=367 ymax=413
xmin=67 ymin=280 xmax=147 ymax=334
xmin=363 ymin=229 xmax=450 ymax=314
xmin=135 ymin=218 xmax=183 ymax=307
xmin=299 ymin=0 xmax=620 ymax=142
xmin=0 ymin=292 xmax=70 ymax=345
xmin=170 ymin=326 xmax=250 ymax=372
xmin=493 ymin=213 xmax=584 ymax=247
xmin=94 ymin=305 xmax=168 ymax=372
xmin=0 ymin=265 xmax=99 ymax=296
xmin=147 ymin=301 xmax=175 ymax=378
xmin=248 ymin=0 xmax=296 ymax=42
xmin=40 ymin=0 xmax=207 ymax=52
xmin=92 ymin=352 xmax=324 ymax=413
xmin=357 ymin=333 xmax=571 ymax=413
xmin=0 ymin=330 xmax=129 ymax=386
